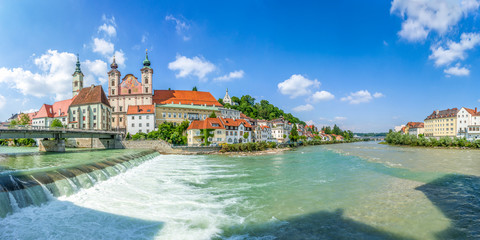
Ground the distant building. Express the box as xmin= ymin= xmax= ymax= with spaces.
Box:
xmin=424 ymin=108 xmax=458 ymax=138
xmin=456 ymin=107 xmax=477 ymax=138
xmin=68 ymin=85 xmax=112 ymax=130
xmin=109 ymin=52 xmax=153 ymax=131
xmin=220 ymin=118 xmax=253 ymax=143
xmin=126 ymin=105 xmax=155 ymax=135
xmin=255 ymin=125 xmax=273 ymax=142
xmin=187 ymin=118 xmax=226 ymax=146
xmin=223 ymin=88 xmax=236 ymax=105
xmin=32 ymin=98 xmax=74 ymax=128
xmin=271 ymin=117 xmax=292 ymax=143
xmin=218 ymin=107 xmax=240 ymax=119
xmin=407 ymin=122 xmax=424 ymax=136
xmin=72 ymin=54 xmax=84 ymax=97
xmin=153 ymin=90 xmax=222 ymax=126
xmin=394 ymin=125 xmax=405 ymax=132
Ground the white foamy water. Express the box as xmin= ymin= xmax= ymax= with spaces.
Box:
xmin=0 ymin=155 xmax=245 ymax=240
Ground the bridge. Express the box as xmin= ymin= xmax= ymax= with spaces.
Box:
xmin=0 ymin=126 xmax=124 ymax=152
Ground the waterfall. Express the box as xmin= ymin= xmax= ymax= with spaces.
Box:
xmin=0 ymin=150 xmax=159 ymax=218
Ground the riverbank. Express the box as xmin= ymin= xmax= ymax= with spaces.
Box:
xmin=385 ymin=132 xmax=480 ymax=149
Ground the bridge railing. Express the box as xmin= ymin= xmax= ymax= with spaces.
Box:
xmin=0 ymin=125 xmax=123 ymax=134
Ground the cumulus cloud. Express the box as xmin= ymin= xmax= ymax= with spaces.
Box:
xmin=429 ymin=32 xmax=480 ymax=66
xmin=113 ymin=50 xmax=126 ymax=68
xmin=278 ymin=74 xmax=320 ymax=99
xmin=0 ymin=50 xmax=109 ymax=101
xmin=310 ymin=90 xmax=334 ymax=102
xmin=20 ymin=108 xmax=38 ymax=114
xmin=98 ymin=23 xmax=116 ymax=37
xmin=334 ymin=116 xmax=347 ymax=121
xmin=0 ymin=95 xmax=5 ymax=109
xmin=165 ymin=15 xmax=191 ymax=41
xmin=92 ymin=38 xmax=114 ymax=56
xmin=341 ymin=90 xmax=378 ymax=104
xmin=293 ymin=104 xmax=314 ymax=112
xmin=390 ymin=0 xmax=480 ymax=42
xmin=214 ymin=70 xmax=244 ymax=81
xmin=168 ymin=54 xmax=216 ymax=81
xmin=373 ymin=92 xmax=385 ymax=98
xmin=444 ymin=63 xmax=470 ymax=76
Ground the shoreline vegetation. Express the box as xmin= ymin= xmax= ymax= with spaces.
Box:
xmin=0 ymin=139 xmax=36 ymax=147
xmin=384 ymin=131 xmax=480 ymax=149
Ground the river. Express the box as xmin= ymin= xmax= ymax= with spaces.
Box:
xmin=0 ymin=142 xmax=478 ymax=239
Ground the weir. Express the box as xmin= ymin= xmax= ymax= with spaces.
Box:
xmin=0 ymin=150 xmax=159 ymax=217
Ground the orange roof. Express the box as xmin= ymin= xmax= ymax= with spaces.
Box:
xmin=52 ymin=98 xmax=74 ymax=117
xmin=463 ymin=107 xmax=477 ymax=115
xmin=153 ymin=90 xmax=222 ymax=107
xmin=220 ymin=118 xmax=253 ymax=128
xmin=406 ymin=122 xmax=423 ymax=128
xmin=71 ymin=85 xmax=110 ymax=107
xmin=260 ymin=125 xmax=270 ymax=129
xmin=187 ymin=118 xmax=225 ymax=130
xmin=34 ymin=104 xmax=54 ymax=118
xmin=127 ymin=105 xmax=155 ymax=115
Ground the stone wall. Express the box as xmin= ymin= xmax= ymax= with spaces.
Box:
xmin=66 ymin=138 xmax=123 ymax=149
xmin=122 ymin=140 xmax=177 ymax=153
xmin=173 ymin=146 xmax=222 ymax=153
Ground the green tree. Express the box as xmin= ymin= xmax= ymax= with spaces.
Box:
xmin=192 ymin=86 xmax=198 ymax=91
xmin=50 ymin=119 xmax=63 ymax=128
xmin=209 ymin=111 xmax=217 ymax=118
xmin=218 ymin=98 xmax=224 ymax=105
xmin=200 ymin=129 xmax=214 ymax=146
xmin=332 ymin=124 xmax=342 ymax=135
xmin=9 ymin=120 xmax=18 ymax=128
xmin=290 ymin=124 xmax=299 ymax=142
xmin=243 ymin=132 xmax=249 ymax=141
xmin=18 ymin=114 xmax=31 ymax=126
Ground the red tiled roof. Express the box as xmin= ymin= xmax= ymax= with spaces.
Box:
xmin=127 ymin=105 xmax=155 ymax=115
xmin=463 ymin=107 xmax=477 ymax=115
xmin=187 ymin=118 xmax=225 ymax=130
xmin=153 ymin=90 xmax=222 ymax=107
xmin=34 ymin=104 xmax=54 ymax=119
xmin=425 ymin=108 xmax=459 ymax=120
xmin=407 ymin=122 xmax=424 ymax=129
xmin=220 ymin=118 xmax=253 ymax=128
xmin=52 ymin=97 xmax=75 ymax=118
xmin=71 ymin=85 xmax=111 ymax=107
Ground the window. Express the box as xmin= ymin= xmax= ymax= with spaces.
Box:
xmin=132 ymin=116 xmax=135 ymax=120
xmin=93 ymin=108 xmax=96 ymax=113
xmin=73 ymin=117 xmax=76 ymax=121
xmin=113 ymin=107 xmax=115 ymax=112
xmin=119 ymin=106 xmax=123 ymax=112
xmin=63 ymin=118 xmax=65 ymax=122
xmin=162 ymin=112 xmax=166 ymax=117
xmin=146 ymin=115 xmax=149 ymax=119
xmin=147 ymin=129 xmax=150 ymax=133
xmin=112 ymin=89 xmax=115 ymax=95
xmin=174 ymin=113 xmax=177 ymax=118
xmin=128 ymin=89 xmax=131 ymax=94
xmin=112 ymin=117 xmax=115 ymax=122
xmin=132 ymin=123 xmax=135 ymax=127
xmin=73 ymin=110 xmax=76 ymax=114
xmin=93 ymin=115 xmax=96 ymax=120
xmin=120 ymin=117 xmax=123 ymax=122
xmin=83 ymin=116 xmax=85 ymax=121
xmin=146 ymin=123 xmax=150 ymax=127
xmin=139 ymin=129 xmax=142 ymax=133
xmin=111 ymin=80 xmax=115 ymax=86
xmin=83 ymin=109 xmax=86 ymax=114
xmin=93 ymin=123 xmax=97 ymax=128
xmin=139 ymin=123 xmax=142 ymax=127
xmin=82 ymin=124 xmax=85 ymax=128
xmin=139 ymin=116 xmax=142 ymax=120
xmin=146 ymin=87 xmax=149 ymax=93
xmin=168 ymin=113 xmax=171 ymax=118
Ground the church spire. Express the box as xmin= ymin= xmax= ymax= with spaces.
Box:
xmin=110 ymin=55 xmax=118 ymax=69
xmin=143 ymin=49 xmax=151 ymax=68
xmin=74 ymin=54 xmax=82 ymax=74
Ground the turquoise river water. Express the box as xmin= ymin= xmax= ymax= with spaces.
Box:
xmin=0 ymin=142 xmax=479 ymax=239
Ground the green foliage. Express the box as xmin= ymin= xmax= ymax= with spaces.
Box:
xmin=200 ymin=129 xmax=214 ymax=146
xmin=126 ymin=132 xmax=131 ymax=139
xmin=9 ymin=120 xmax=17 ymax=128
xmin=290 ymin=124 xmax=299 ymax=142
xmin=243 ymin=132 xmax=249 ymax=140
xmin=129 ymin=120 xmax=190 ymax=145
xmin=219 ymin=138 xmax=360 ymax=152
xmin=50 ymin=119 xmax=63 ymax=128
xmin=18 ymin=114 xmax=31 ymax=126
xmin=222 ymin=95 xmax=303 ymax=124
xmin=332 ymin=124 xmax=342 ymax=135
xmin=132 ymin=132 xmax=147 ymax=140
xmin=385 ymin=132 xmax=479 ymax=149
xmin=209 ymin=111 xmax=217 ymax=118
xmin=322 ymin=126 xmax=332 ymax=134
xmin=192 ymin=86 xmax=198 ymax=91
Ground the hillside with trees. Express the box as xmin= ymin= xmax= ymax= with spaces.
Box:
xmin=321 ymin=124 xmax=354 ymax=140
xmin=218 ymin=95 xmax=305 ymax=125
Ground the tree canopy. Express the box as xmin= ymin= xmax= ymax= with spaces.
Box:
xmin=290 ymin=124 xmax=299 ymax=142
xmin=18 ymin=114 xmax=31 ymax=126
xmin=221 ymin=95 xmax=304 ymax=124
xmin=50 ymin=119 xmax=63 ymax=128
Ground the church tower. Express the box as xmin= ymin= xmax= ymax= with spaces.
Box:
xmin=223 ymin=88 xmax=232 ymax=105
xmin=72 ymin=54 xmax=84 ymax=97
xmin=141 ymin=50 xmax=153 ymax=94
xmin=108 ymin=55 xmax=121 ymax=97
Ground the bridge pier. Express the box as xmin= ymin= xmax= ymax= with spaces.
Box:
xmin=38 ymin=139 xmax=65 ymax=152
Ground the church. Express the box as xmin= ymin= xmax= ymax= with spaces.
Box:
xmin=108 ymin=51 xmax=153 ymax=130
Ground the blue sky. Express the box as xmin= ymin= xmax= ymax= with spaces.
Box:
xmin=1 ymin=0 xmax=480 ymax=132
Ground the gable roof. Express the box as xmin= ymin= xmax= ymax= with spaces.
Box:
xmin=127 ymin=105 xmax=155 ymax=115
xmin=425 ymin=108 xmax=459 ymax=120
xmin=34 ymin=104 xmax=54 ymax=119
xmin=71 ymin=85 xmax=110 ymax=107
xmin=461 ymin=107 xmax=477 ymax=116
xmin=187 ymin=118 xmax=225 ymax=130
xmin=220 ymin=118 xmax=253 ymax=128
xmin=153 ymin=90 xmax=222 ymax=107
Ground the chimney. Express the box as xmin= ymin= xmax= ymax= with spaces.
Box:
xmin=476 ymin=107 xmax=477 ymax=113
xmin=436 ymin=110 xmax=439 ymax=115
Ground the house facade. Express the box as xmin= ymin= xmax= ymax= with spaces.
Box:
xmin=424 ymin=108 xmax=458 ymax=138
xmin=68 ymin=85 xmax=112 ymax=130
xmin=456 ymin=107 xmax=477 ymax=138
xmin=187 ymin=118 xmax=226 ymax=146
xmin=219 ymin=118 xmax=253 ymax=144
xmin=126 ymin=105 xmax=155 ymax=135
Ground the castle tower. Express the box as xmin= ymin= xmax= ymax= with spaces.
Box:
xmin=108 ymin=55 xmax=121 ymax=96
xmin=141 ymin=49 xmax=153 ymax=94
xmin=72 ymin=54 xmax=84 ymax=97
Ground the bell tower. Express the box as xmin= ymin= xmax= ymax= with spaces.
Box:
xmin=72 ymin=54 xmax=84 ymax=97
xmin=108 ymin=55 xmax=121 ymax=97
xmin=141 ymin=49 xmax=153 ymax=94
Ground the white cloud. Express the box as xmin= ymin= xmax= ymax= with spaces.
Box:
xmin=341 ymin=90 xmax=375 ymax=104
xmin=214 ymin=70 xmax=244 ymax=81
xmin=165 ymin=15 xmax=190 ymax=41
xmin=334 ymin=116 xmax=347 ymax=121
xmin=391 ymin=0 xmax=480 ymax=42
xmin=141 ymin=33 xmax=148 ymax=43
xmin=0 ymin=50 xmax=76 ymax=100
xmin=429 ymin=32 xmax=480 ymax=66
xmin=98 ymin=23 xmax=116 ymax=37
xmin=305 ymin=120 xmax=315 ymax=126
xmin=168 ymin=54 xmax=216 ymax=81
xmin=113 ymin=50 xmax=126 ymax=68
xmin=278 ymin=74 xmax=320 ymax=99
xmin=83 ymin=59 xmax=108 ymax=84
xmin=373 ymin=92 xmax=385 ymax=98
xmin=21 ymin=108 xmax=38 ymax=114
xmin=0 ymin=95 xmax=5 ymax=109
xmin=444 ymin=63 xmax=470 ymax=76
xmin=310 ymin=90 xmax=334 ymax=102
xmin=92 ymin=38 xmax=114 ymax=56
xmin=293 ymin=104 xmax=314 ymax=112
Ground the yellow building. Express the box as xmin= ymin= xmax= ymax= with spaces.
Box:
xmin=186 ymin=118 xmax=226 ymax=146
xmin=424 ymin=108 xmax=458 ymax=138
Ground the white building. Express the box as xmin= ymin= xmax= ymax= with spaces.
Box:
xmin=219 ymin=118 xmax=253 ymax=144
xmin=218 ymin=107 xmax=241 ymax=119
xmin=457 ymin=107 xmax=477 ymax=138
xmin=271 ymin=118 xmax=292 ymax=143
xmin=408 ymin=124 xmax=425 ymax=137
xmin=394 ymin=125 xmax=405 ymax=132
xmin=126 ymin=105 xmax=155 ymax=135
xmin=255 ymin=125 xmax=273 ymax=142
